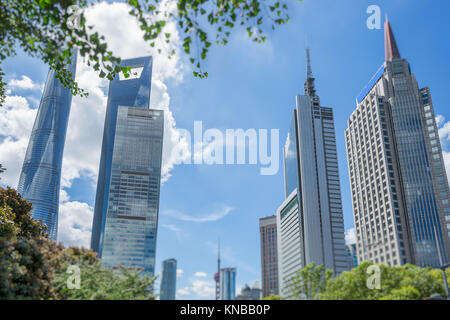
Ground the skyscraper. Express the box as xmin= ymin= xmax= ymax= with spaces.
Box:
xmin=17 ymin=51 xmax=77 ymax=240
xmin=90 ymin=56 xmax=164 ymax=275
xmin=219 ymin=267 xmax=236 ymax=300
xmin=259 ymin=215 xmax=279 ymax=297
xmin=345 ymin=18 xmax=450 ymax=267
xmin=277 ymin=48 xmax=349 ymax=296
xmin=160 ymin=258 xmax=177 ymax=300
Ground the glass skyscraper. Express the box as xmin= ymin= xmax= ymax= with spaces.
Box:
xmin=90 ymin=56 xmax=164 ymax=275
xmin=220 ymin=268 xmax=236 ymax=300
xmin=277 ymin=48 xmax=349 ymax=297
xmin=345 ymin=19 xmax=450 ymax=267
xmin=160 ymin=258 xmax=177 ymax=300
xmin=17 ymin=51 xmax=77 ymax=240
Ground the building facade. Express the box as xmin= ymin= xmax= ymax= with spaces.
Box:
xmin=259 ymin=215 xmax=279 ymax=297
xmin=345 ymin=19 xmax=450 ymax=267
xmin=17 ymin=51 xmax=77 ymax=240
xmin=220 ymin=268 xmax=236 ymax=300
xmin=90 ymin=56 xmax=164 ymax=275
xmin=346 ymin=243 xmax=358 ymax=269
xmin=277 ymin=48 xmax=349 ymax=297
xmin=160 ymin=258 xmax=177 ymax=300
xmin=236 ymin=282 xmax=262 ymax=300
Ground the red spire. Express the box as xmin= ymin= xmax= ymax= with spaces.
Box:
xmin=384 ymin=17 xmax=401 ymax=61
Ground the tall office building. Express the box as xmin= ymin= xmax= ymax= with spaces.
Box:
xmin=17 ymin=51 xmax=77 ymax=240
xmin=219 ymin=267 xmax=236 ymax=300
xmin=345 ymin=18 xmax=450 ymax=267
xmin=259 ymin=215 xmax=279 ymax=297
xmin=277 ymin=48 xmax=349 ymax=297
xmin=160 ymin=258 xmax=177 ymax=300
xmin=90 ymin=56 xmax=164 ymax=275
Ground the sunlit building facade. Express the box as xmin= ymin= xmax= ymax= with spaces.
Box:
xmin=90 ymin=56 xmax=164 ymax=275
xmin=259 ymin=215 xmax=279 ymax=297
xmin=277 ymin=48 xmax=349 ymax=297
xmin=345 ymin=19 xmax=450 ymax=267
xmin=17 ymin=51 xmax=77 ymax=240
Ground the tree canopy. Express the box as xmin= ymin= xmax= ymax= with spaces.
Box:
xmin=0 ymin=186 xmax=156 ymax=300
xmin=282 ymin=262 xmax=450 ymax=300
xmin=0 ymin=0 xmax=303 ymax=107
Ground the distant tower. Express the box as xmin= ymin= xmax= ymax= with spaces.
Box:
xmin=259 ymin=215 xmax=279 ymax=297
xmin=17 ymin=51 xmax=77 ymax=240
xmin=160 ymin=258 xmax=177 ymax=300
xmin=214 ymin=239 xmax=221 ymax=300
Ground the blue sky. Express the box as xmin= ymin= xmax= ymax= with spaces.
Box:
xmin=1 ymin=0 xmax=450 ymax=299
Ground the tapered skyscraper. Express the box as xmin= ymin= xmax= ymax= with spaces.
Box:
xmin=17 ymin=52 xmax=77 ymax=240
xmin=277 ymin=48 xmax=348 ymax=297
xmin=345 ymin=19 xmax=450 ymax=267
xmin=160 ymin=258 xmax=177 ymax=300
xmin=90 ymin=56 xmax=164 ymax=275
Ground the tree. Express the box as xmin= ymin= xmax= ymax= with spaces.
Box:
xmin=283 ymin=263 xmax=333 ymax=300
xmin=53 ymin=246 xmax=156 ymax=300
xmin=316 ymin=262 xmax=450 ymax=300
xmin=0 ymin=0 xmax=303 ymax=107
xmin=0 ymin=187 xmax=156 ymax=300
xmin=261 ymin=294 xmax=283 ymax=300
xmin=0 ymin=187 xmax=63 ymax=299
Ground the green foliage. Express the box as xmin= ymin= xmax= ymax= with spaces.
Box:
xmin=283 ymin=263 xmax=333 ymax=299
xmin=0 ymin=0 xmax=305 ymax=106
xmin=0 ymin=187 xmax=62 ymax=299
xmin=261 ymin=294 xmax=283 ymax=300
xmin=0 ymin=187 xmax=155 ymax=300
xmin=53 ymin=247 xmax=156 ymax=300
xmin=314 ymin=262 xmax=449 ymax=300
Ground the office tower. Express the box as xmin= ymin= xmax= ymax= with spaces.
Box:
xmin=90 ymin=56 xmax=164 ymax=275
xmin=346 ymin=243 xmax=358 ymax=269
xmin=277 ymin=48 xmax=349 ymax=296
xmin=160 ymin=258 xmax=177 ymax=300
xmin=236 ymin=282 xmax=262 ymax=300
xmin=219 ymin=267 xmax=236 ymax=300
xmin=345 ymin=18 xmax=450 ymax=267
xmin=17 ymin=51 xmax=77 ymax=240
xmin=259 ymin=215 xmax=279 ymax=297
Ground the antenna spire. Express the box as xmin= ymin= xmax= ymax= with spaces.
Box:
xmin=304 ymin=47 xmax=317 ymax=97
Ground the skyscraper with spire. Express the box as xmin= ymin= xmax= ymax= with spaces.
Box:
xmin=277 ymin=47 xmax=348 ymax=297
xmin=345 ymin=18 xmax=450 ymax=267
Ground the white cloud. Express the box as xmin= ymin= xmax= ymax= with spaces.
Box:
xmin=164 ymin=205 xmax=234 ymax=223
xmin=193 ymin=272 xmax=207 ymax=278
xmin=1 ymin=1 xmax=190 ymax=247
xmin=345 ymin=227 xmax=356 ymax=245
xmin=191 ymin=278 xmax=216 ymax=297
xmin=0 ymin=95 xmax=37 ymax=187
xmin=177 ymin=269 xmax=184 ymax=278
xmin=57 ymin=190 xmax=94 ymax=248
xmin=177 ymin=287 xmax=191 ymax=296
xmin=7 ymin=75 xmax=43 ymax=91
